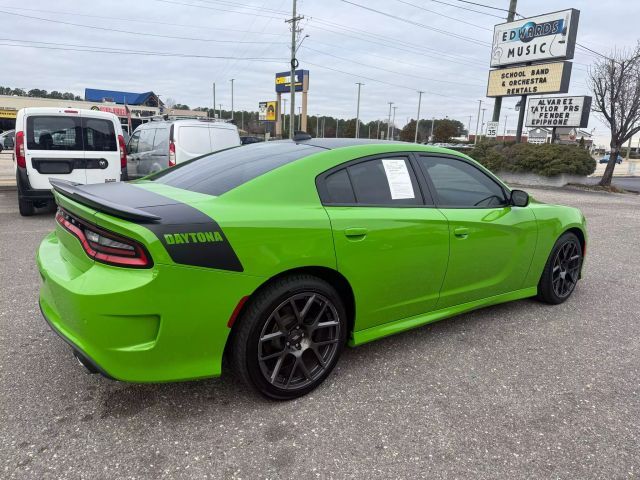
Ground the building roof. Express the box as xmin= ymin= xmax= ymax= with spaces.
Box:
xmin=84 ymin=88 xmax=160 ymax=106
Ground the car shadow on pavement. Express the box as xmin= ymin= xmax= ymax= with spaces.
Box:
xmin=86 ymin=298 xmax=543 ymax=420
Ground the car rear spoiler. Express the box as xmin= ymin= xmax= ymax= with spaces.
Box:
xmin=49 ymin=179 xmax=161 ymax=223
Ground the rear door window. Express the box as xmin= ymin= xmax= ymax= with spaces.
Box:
xmin=137 ymin=129 xmax=156 ymax=153
xmin=83 ymin=118 xmax=117 ymax=151
xmin=347 ymin=157 xmax=421 ymax=206
xmin=128 ymin=131 xmax=140 ymax=154
xmin=26 ymin=116 xmax=82 ymax=151
xmin=153 ymin=127 xmax=169 ymax=152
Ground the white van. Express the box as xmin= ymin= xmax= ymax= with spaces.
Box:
xmin=14 ymin=107 xmax=125 ymax=216
xmin=126 ymin=119 xmax=241 ymax=179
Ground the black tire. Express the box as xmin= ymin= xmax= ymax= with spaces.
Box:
xmin=231 ymin=274 xmax=347 ymax=400
xmin=18 ymin=196 xmax=35 ymax=216
xmin=537 ymin=232 xmax=583 ymax=304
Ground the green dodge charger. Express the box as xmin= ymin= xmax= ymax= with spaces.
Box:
xmin=37 ymin=139 xmax=586 ymax=399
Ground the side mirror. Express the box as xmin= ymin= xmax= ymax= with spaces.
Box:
xmin=510 ymin=189 xmax=529 ymax=207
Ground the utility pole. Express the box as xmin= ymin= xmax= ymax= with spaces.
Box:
xmin=230 ymin=78 xmax=234 ymax=122
xmin=503 ymin=114 xmax=508 ymax=140
xmin=212 ymin=82 xmax=216 ymax=119
xmin=467 ymin=115 xmax=472 ymax=140
xmin=355 ymin=82 xmax=364 ymax=138
xmin=391 ymin=106 xmax=397 ymax=140
xmin=491 ymin=0 xmax=518 ymax=123
xmin=474 ymin=99 xmax=482 ymax=145
xmin=387 ymin=102 xmax=393 ymax=139
xmin=415 ymin=90 xmax=423 ymax=143
xmin=368 ymin=124 xmax=371 ymax=139
xmin=376 ymin=119 xmax=381 ymax=140
xmin=219 ymin=104 xmax=222 ymax=120
xmin=430 ymin=117 xmax=435 ymax=142
xmin=283 ymin=98 xmax=287 ymax=137
xmin=297 ymin=106 xmax=301 ymax=130
xmin=286 ymin=0 xmax=303 ymax=139
xmin=480 ymin=108 xmax=486 ymax=139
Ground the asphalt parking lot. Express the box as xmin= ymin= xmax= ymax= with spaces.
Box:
xmin=1 ymin=186 xmax=639 ymax=479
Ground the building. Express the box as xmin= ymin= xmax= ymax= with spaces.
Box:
xmin=527 ymin=127 xmax=593 ymax=148
xmin=0 ymin=88 xmax=206 ymax=134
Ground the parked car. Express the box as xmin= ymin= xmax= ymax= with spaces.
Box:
xmin=126 ymin=119 xmax=241 ymax=179
xmin=240 ymin=135 xmax=264 ymax=145
xmin=38 ymin=139 xmax=586 ymax=400
xmin=600 ymin=153 xmax=623 ymax=164
xmin=14 ymin=107 xmax=125 ymax=216
xmin=0 ymin=129 xmax=15 ymax=152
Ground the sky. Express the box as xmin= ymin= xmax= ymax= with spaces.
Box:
xmin=0 ymin=0 xmax=637 ymax=146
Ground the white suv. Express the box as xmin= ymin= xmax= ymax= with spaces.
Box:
xmin=14 ymin=107 xmax=126 ymax=216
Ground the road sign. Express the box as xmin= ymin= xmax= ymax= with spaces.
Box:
xmin=486 ymin=121 xmax=499 ymax=137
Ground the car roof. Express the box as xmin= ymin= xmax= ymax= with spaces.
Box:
xmin=19 ymin=107 xmax=118 ymax=121
xmin=292 ymin=138 xmax=409 ymax=150
xmin=139 ymin=119 xmax=238 ymax=129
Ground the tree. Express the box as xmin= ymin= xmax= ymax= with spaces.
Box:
xmin=433 ymin=119 xmax=460 ymax=143
xmin=172 ymin=104 xmax=190 ymax=110
xmin=589 ymin=45 xmax=640 ymax=186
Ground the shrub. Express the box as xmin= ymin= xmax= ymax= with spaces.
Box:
xmin=466 ymin=142 xmax=596 ymax=177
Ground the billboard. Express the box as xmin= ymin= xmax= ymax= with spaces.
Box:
xmin=490 ymin=9 xmax=579 ymax=67
xmin=487 ymin=61 xmax=572 ymax=97
xmin=526 ymin=96 xmax=591 ymax=128
xmin=275 ymin=70 xmax=309 ymax=93
xmin=258 ymin=101 xmax=277 ymax=121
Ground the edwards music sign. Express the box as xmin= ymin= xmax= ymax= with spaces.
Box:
xmin=490 ymin=9 xmax=580 ymax=68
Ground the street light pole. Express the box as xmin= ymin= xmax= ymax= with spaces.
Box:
xmin=355 ymin=82 xmax=364 ymax=138
xmin=474 ymin=99 xmax=482 ymax=145
xmin=415 ymin=90 xmax=423 ymax=143
xmin=286 ymin=0 xmax=302 ymax=139
xmin=387 ymin=102 xmax=393 ymax=139
xmin=391 ymin=106 xmax=397 ymax=140
xmin=230 ymin=78 xmax=234 ymax=122
xmin=480 ymin=108 xmax=486 ymax=139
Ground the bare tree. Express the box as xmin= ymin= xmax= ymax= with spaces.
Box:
xmin=589 ymin=45 xmax=640 ymax=186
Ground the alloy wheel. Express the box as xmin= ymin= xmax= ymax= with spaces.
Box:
xmin=551 ymin=239 xmax=582 ymax=298
xmin=257 ymin=292 xmax=341 ymax=391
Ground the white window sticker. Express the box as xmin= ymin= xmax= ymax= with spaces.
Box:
xmin=382 ymin=159 xmax=415 ymax=200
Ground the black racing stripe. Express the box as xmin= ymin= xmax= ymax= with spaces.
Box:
xmin=141 ymin=203 xmax=243 ymax=272
xmin=56 ymin=181 xmax=243 ymax=272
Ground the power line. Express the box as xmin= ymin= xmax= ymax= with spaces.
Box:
xmin=426 ymin=0 xmax=504 ymax=19
xmin=0 ymin=9 xmax=287 ymax=45
xmin=0 ymin=38 xmax=287 ymax=61
xmin=0 ymin=3 xmax=287 ymax=37
xmin=150 ymin=0 xmax=284 ymax=20
xmin=341 ymin=0 xmax=491 ymax=47
xmin=451 ymin=0 xmax=511 ymax=13
xmin=392 ymin=0 xmax=492 ymax=31
xmin=301 ymin=45 xmax=485 ymax=88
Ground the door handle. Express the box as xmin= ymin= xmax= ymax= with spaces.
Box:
xmin=453 ymin=227 xmax=469 ymax=238
xmin=344 ymin=227 xmax=368 ymax=239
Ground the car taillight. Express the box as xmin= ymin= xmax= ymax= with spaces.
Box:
xmin=118 ymin=134 xmax=127 ymax=169
xmin=56 ymin=208 xmax=152 ymax=268
xmin=169 ymin=141 xmax=176 ymax=167
xmin=15 ymin=131 xmax=25 ymax=168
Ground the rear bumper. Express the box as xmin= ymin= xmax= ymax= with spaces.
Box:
xmin=17 ymin=167 xmax=54 ymax=201
xmin=37 ymin=231 xmax=261 ymax=383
